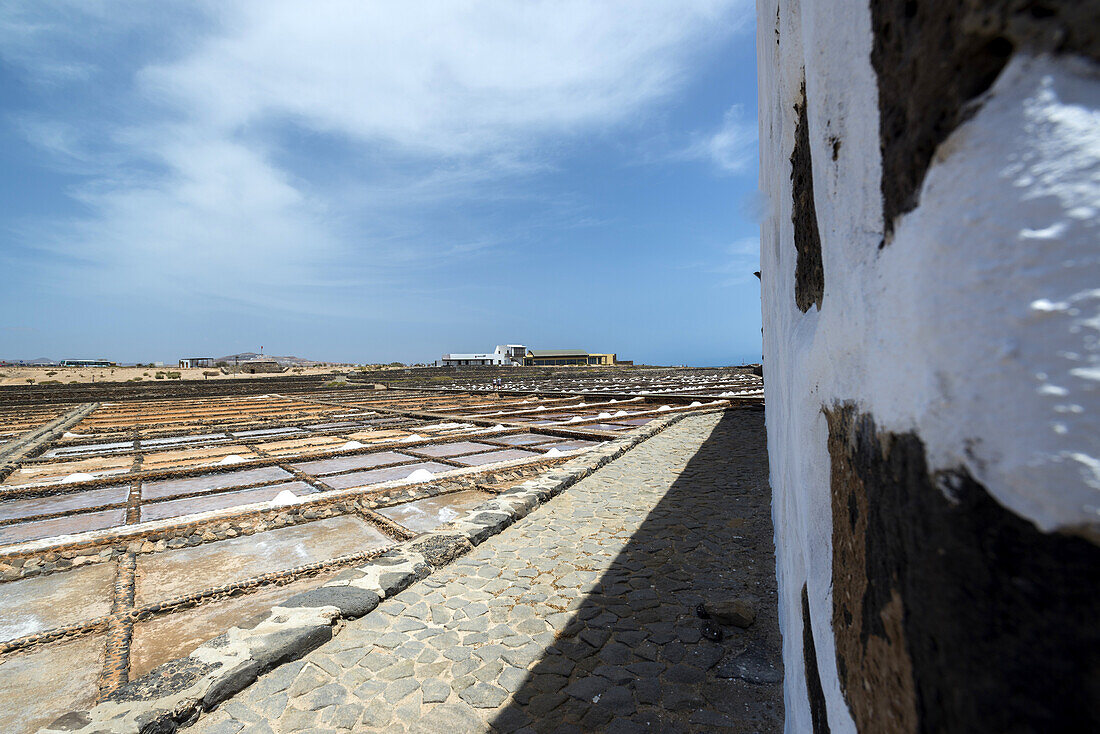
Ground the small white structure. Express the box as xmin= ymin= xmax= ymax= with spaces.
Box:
xmin=442 ymin=344 xmax=525 ymax=367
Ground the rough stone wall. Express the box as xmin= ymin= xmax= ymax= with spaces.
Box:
xmin=758 ymin=0 xmax=1100 ymax=731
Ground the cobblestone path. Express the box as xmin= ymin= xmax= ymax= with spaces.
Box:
xmin=193 ymin=410 xmax=781 ymax=733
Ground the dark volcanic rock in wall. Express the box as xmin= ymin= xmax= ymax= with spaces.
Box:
xmin=826 ymin=404 xmax=1100 ymax=733
xmin=801 ymin=584 xmax=831 ymax=734
xmin=791 ymin=81 xmax=824 ymax=313
xmin=871 ymin=0 xmax=1100 ymax=239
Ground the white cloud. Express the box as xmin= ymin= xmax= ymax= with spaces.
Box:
xmin=140 ymin=1 xmax=745 ymax=155
xmin=722 ymin=236 xmax=760 ymax=279
xmin=677 ymin=236 xmax=759 ymax=286
xmin=708 ymin=236 xmax=761 ymax=286
xmin=681 ymin=104 xmax=757 ymax=173
xmin=1 ymin=0 xmax=751 ymax=310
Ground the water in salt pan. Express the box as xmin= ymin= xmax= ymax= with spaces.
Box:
xmin=493 ymin=433 xmax=551 ymax=446
xmin=142 ymin=467 xmax=294 ymax=501
xmin=414 ymin=441 xmax=497 ymax=458
xmin=133 ymin=516 xmax=390 ymax=607
xmin=452 ymin=449 xmax=539 ymax=467
xmin=375 ymin=490 xmax=488 ymax=535
xmin=0 ymin=485 xmax=129 ymax=523
xmin=290 ymin=451 xmax=411 ymax=476
xmin=0 ymin=508 xmax=126 ymax=545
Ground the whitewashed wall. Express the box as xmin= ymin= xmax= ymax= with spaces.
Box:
xmin=758 ymin=0 xmax=1100 ymax=731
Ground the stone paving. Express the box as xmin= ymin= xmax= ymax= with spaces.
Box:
xmin=191 ymin=410 xmax=781 ymax=733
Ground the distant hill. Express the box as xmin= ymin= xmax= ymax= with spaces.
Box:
xmin=214 ymin=352 xmax=320 ymax=366
xmin=0 ymin=357 xmax=61 ymax=365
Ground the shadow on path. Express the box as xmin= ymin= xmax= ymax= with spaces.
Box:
xmin=488 ymin=409 xmax=783 ymax=733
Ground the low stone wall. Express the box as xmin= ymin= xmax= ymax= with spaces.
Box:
xmin=40 ymin=406 xmax=729 ymax=734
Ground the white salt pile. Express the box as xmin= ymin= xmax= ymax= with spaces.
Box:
xmin=339 ymin=441 xmax=366 ymax=451
xmin=401 ymin=434 xmax=423 ymax=442
xmin=62 ymin=473 xmax=96 ymax=483
xmin=406 ymin=469 xmax=435 ymax=482
xmin=217 ymin=455 xmax=246 ymax=465
xmin=270 ymin=490 xmax=299 ymax=507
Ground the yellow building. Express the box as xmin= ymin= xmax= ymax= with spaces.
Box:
xmin=525 ymin=350 xmax=618 ymax=366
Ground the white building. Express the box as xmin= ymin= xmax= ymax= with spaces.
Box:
xmin=442 ymin=345 xmax=525 ymax=367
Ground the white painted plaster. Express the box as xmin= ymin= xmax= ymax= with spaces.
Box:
xmin=874 ymin=54 xmax=1100 ymax=532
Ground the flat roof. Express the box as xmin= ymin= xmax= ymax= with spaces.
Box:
xmin=529 ymin=349 xmax=588 ymax=357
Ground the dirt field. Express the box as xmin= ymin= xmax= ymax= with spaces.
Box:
xmin=0 ymin=366 xmax=345 ymax=387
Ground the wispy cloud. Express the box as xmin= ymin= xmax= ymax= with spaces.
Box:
xmin=715 ymin=236 xmax=760 ymax=285
xmin=1 ymin=0 xmax=751 ymax=314
xmin=678 ymin=104 xmax=757 ymax=173
xmin=676 ymin=236 xmax=759 ymax=286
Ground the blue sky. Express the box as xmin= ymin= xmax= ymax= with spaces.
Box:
xmin=0 ymin=1 xmax=760 ymax=366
